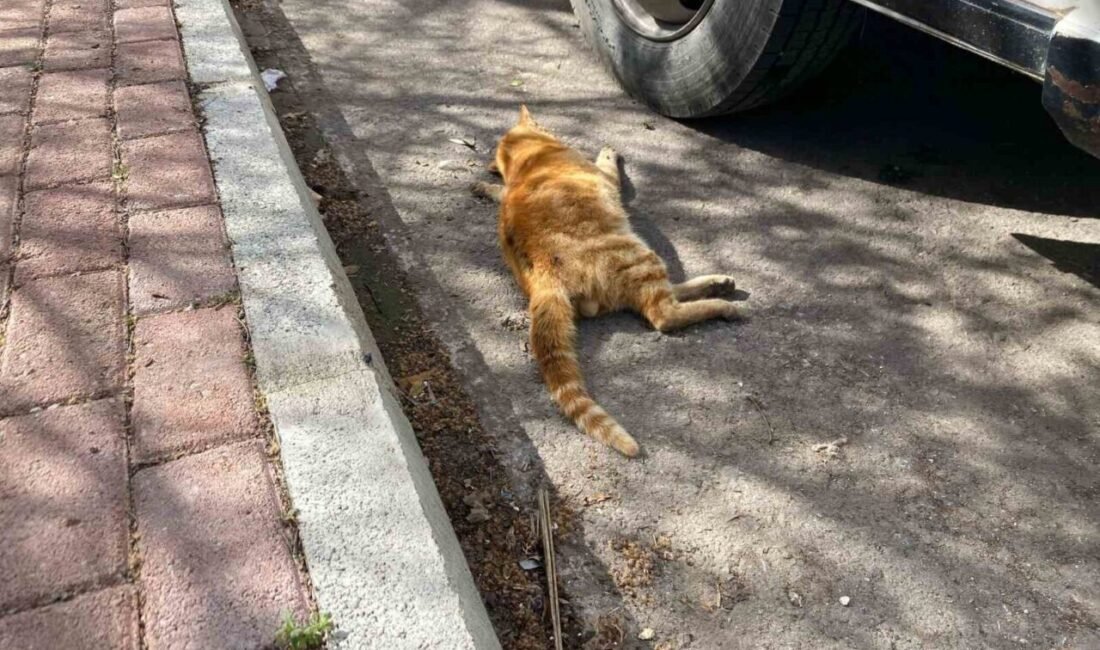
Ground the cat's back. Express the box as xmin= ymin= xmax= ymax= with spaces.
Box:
xmin=504 ymin=146 xmax=623 ymax=233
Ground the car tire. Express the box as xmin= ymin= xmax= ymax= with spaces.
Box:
xmin=570 ymin=0 xmax=863 ymax=117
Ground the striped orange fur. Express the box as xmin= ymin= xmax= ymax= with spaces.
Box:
xmin=473 ymin=106 xmax=745 ymax=457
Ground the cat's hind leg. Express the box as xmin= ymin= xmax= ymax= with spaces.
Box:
xmin=471 ymin=181 xmax=504 ymax=202
xmin=672 ymin=275 xmax=737 ymax=301
xmin=642 ymin=294 xmax=743 ymax=333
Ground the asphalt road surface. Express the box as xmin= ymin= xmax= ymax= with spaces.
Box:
xmin=267 ymin=1 xmax=1099 ymax=647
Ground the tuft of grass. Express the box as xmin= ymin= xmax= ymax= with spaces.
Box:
xmin=275 ymin=611 xmax=333 ymax=650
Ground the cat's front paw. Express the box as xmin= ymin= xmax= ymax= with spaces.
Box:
xmin=597 ymin=146 xmax=620 ymax=166
xmin=470 ymin=181 xmax=503 ymax=202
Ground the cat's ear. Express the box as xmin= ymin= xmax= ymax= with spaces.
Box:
xmin=518 ymin=104 xmax=534 ymax=126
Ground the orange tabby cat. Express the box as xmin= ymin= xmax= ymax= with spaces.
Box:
xmin=474 ymin=106 xmax=744 ymax=457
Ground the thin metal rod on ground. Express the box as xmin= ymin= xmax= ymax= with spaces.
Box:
xmin=538 ymin=487 xmax=563 ymax=650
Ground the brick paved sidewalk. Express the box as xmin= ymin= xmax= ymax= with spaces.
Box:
xmin=0 ymin=1 xmax=313 ymax=648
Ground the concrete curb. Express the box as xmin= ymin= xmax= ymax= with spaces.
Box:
xmin=173 ymin=0 xmax=501 ymax=647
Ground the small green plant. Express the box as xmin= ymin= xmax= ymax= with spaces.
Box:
xmin=275 ymin=611 xmax=333 ymax=650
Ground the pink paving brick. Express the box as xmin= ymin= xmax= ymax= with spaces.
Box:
xmin=0 ymin=29 xmax=40 ymax=68
xmin=113 ymin=6 xmax=177 ymax=44
xmin=0 ymin=0 xmax=47 ymax=31
xmin=43 ymin=29 xmax=111 ymax=71
xmin=134 ymin=441 xmax=308 ymax=649
xmin=0 ymin=271 xmax=126 ymax=413
xmin=0 ymin=586 xmax=139 ymax=650
xmin=17 ymin=181 xmax=122 ymax=281
xmin=0 ymin=400 xmax=129 ymax=611
xmin=129 ymin=205 xmax=236 ymax=314
xmin=114 ymin=80 xmax=195 ymax=140
xmin=116 ymin=38 xmax=185 ymax=86
xmin=33 ymin=68 xmax=110 ymax=124
xmin=48 ymin=0 xmax=110 ymax=34
xmin=1 ymin=175 xmax=15 ymax=261
xmin=0 ymin=115 xmax=24 ymax=177
xmin=24 ymin=117 xmax=112 ymax=190
xmin=122 ymin=130 xmax=217 ymax=211
xmin=131 ymin=307 xmax=260 ymax=462
xmin=0 ymin=66 xmax=34 ymax=116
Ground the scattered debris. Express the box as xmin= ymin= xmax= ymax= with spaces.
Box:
xmin=746 ymin=395 xmax=775 ymax=444
xmin=448 ymin=137 xmax=477 ymax=150
xmin=611 ymin=538 xmax=655 ymax=597
xmin=463 ymin=490 xmax=492 ymax=524
xmin=813 ymin=437 xmax=849 ymax=459
xmin=709 ymin=573 xmax=750 ymax=611
xmin=261 ymin=68 xmax=287 ymax=91
xmin=307 ymin=186 xmax=322 ymax=207
xmin=839 ymin=596 xmax=851 ymax=606
xmin=343 ymin=264 xmax=360 ymax=276
xmin=642 ymin=121 xmax=655 ymax=130
xmin=638 ymin=627 xmax=656 ymax=640
xmin=653 ymin=534 xmax=674 ymax=561
xmin=519 ymin=558 xmax=542 ymax=571
xmin=591 ymin=615 xmax=625 ymax=649
xmin=510 ymin=78 xmax=524 ymax=87
xmin=583 ymin=492 xmax=614 ymax=507
xmin=538 ymin=487 xmax=564 ymax=650
xmin=398 ymin=370 xmax=437 ymax=401
xmin=501 ymin=312 xmax=529 ymax=331
xmin=436 ymin=159 xmax=468 ymax=172
xmin=788 ymin=590 xmax=804 ymax=608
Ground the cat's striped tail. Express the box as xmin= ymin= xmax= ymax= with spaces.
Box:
xmin=529 ymin=287 xmax=640 ymax=457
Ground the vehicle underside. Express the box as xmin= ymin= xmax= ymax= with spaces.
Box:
xmin=597 ymin=0 xmax=1100 ymax=158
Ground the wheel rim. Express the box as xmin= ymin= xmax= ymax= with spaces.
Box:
xmin=614 ymin=0 xmax=715 ymax=42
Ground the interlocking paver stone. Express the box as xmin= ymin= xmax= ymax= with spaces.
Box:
xmin=0 ymin=29 xmax=40 ymax=68
xmin=132 ymin=307 xmax=259 ymax=461
xmin=43 ymin=29 xmax=111 ymax=71
xmin=0 ymin=66 xmax=34 ymax=115
xmin=33 ymin=68 xmax=110 ymax=124
xmin=116 ymin=38 xmax=185 ymax=86
xmin=135 ymin=441 xmax=308 ymax=649
xmin=0 ymin=115 xmax=24 ymax=177
xmin=0 ymin=400 xmax=129 ymax=610
xmin=1 ymin=175 xmax=15 ymax=261
xmin=0 ymin=586 xmax=138 ymax=650
xmin=17 ymin=181 xmax=122 ymax=281
xmin=114 ymin=80 xmax=195 ymax=140
xmin=0 ymin=0 xmax=47 ymax=31
xmin=24 ymin=117 xmax=112 ymax=189
xmin=114 ymin=7 xmax=177 ymax=43
xmin=122 ymin=129 xmax=217 ymax=210
xmin=129 ymin=205 xmax=235 ymax=314
xmin=0 ymin=271 xmax=126 ymax=413
xmin=48 ymin=0 xmax=109 ymax=34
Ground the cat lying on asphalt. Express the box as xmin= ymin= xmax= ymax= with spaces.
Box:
xmin=473 ymin=106 xmax=744 ymax=457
